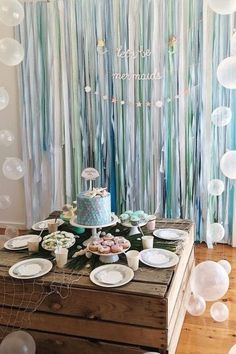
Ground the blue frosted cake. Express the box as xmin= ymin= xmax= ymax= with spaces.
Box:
xmin=77 ymin=188 xmax=111 ymax=226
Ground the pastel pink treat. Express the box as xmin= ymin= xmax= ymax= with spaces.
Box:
xmin=111 ymin=244 xmax=123 ymax=253
xmin=103 ymin=233 xmax=114 ymax=240
xmin=122 ymin=241 xmax=130 ymax=249
xmin=102 ymin=240 xmax=114 ymax=247
xmin=115 ymin=237 xmax=126 ymax=244
xmin=89 ymin=244 xmax=99 ymax=252
xmin=98 ymin=245 xmax=111 ymax=254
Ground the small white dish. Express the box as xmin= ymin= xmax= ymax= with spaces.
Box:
xmin=153 ymin=228 xmax=188 ymax=240
xmin=90 ymin=264 xmax=134 ymax=287
xmin=139 ymin=248 xmax=179 ymax=268
xmin=32 ymin=219 xmax=64 ymax=231
xmin=9 ymin=258 xmax=53 ymax=279
xmin=4 ymin=235 xmax=41 ymax=251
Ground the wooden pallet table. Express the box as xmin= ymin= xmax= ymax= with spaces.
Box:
xmin=0 ymin=219 xmax=194 ymax=354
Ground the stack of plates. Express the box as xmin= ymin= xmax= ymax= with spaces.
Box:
xmin=153 ymin=228 xmax=187 ymax=241
xmin=32 ymin=219 xmax=64 ymax=231
xmin=139 ymin=248 xmax=179 ymax=268
xmin=90 ymin=264 xmax=134 ymax=287
xmin=9 ymin=258 xmax=53 ymax=279
xmin=4 ymin=235 xmax=40 ymax=251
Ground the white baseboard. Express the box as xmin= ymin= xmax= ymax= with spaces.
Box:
xmin=0 ymin=221 xmax=27 ymax=230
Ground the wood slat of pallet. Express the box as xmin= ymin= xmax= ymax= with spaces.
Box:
xmin=0 ymin=326 xmax=147 ymax=354
xmin=0 ymin=279 xmax=167 ymax=328
xmin=168 ymin=249 xmax=194 ymax=338
xmin=0 ymin=306 xmax=167 ymax=348
xmin=167 ymin=226 xmax=194 ymax=320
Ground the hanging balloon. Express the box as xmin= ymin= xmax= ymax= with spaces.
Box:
xmin=210 ymin=302 xmax=229 ymax=322
xmin=217 ymin=57 xmax=236 ymax=89
xmin=0 ymin=331 xmax=36 ymax=354
xmin=2 ymin=157 xmax=25 ymax=180
xmin=0 ymin=38 xmax=24 ymax=66
xmin=229 ymin=345 xmax=236 ymax=354
xmin=0 ymin=87 xmax=9 ymax=111
xmin=231 ymin=32 xmax=236 ymax=56
xmin=187 ymin=294 xmax=206 ymax=316
xmin=190 ymin=261 xmax=229 ymax=301
xmin=0 ymin=130 xmax=15 ymax=147
xmin=208 ymin=179 xmax=224 ymax=196
xmin=220 ymin=151 xmax=236 ymax=179
xmin=211 ymin=106 xmax=232 ymax=126
xmin=207 ymin=223 xmax=225 ymax=242
xmin=0 ymin=195 xmax=11 ymax=209
xmin=218 ymin=260 xmax=232 ymax=275
xmin=207 ymin=0 xmax=236 ymax=14
xmin=0 ymin=0 xmax=24 ymax=26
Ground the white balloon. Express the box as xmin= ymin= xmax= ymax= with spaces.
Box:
xmin=217 ymin=57 xmax=236 ymax=89
xmin=208 ymin=179 xmax=224 ymax=196
xmin=229 ymin=344 xmax=236 ymax=354
xmin=208 ymin=223 xmax=225 ymax=242
xmin=0 ymin=0 xmax=24 ymax=26
xmin=0 ymin=195 xmax=11 ymax=209
xmin=0 ymin=86 xmax=9 ymax=111
xmin=211 ymin=106 xmax=232 ymax=126
xmin=187 ymin=294 xmax=206 ymax=316
xmin=207 ymin=0 xmax=236 ymax=14
xmin=0 ymin=130 xmax=15 ymax=147
xmin=231 ymin=32 xmax=236 ymax=56
xmin=218 ymin=259 xmax=232 ymax=274
xmin=2 ymin=157 xmax=25 ymax=180
xmin=190 ymin=261 xmax=229 ymax=301
xmin=0 ymin=38 xmax=24 ymax=66
xmin=220 ymin=151 xmax=236 ymax=179
xmin=210 ymin=302 xmax=229 ymax=322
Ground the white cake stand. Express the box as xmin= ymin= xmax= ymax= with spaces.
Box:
xmin=70 ymin=214 xmax=119 ymax=246
xmin=88 ymin=244 xmax=130 ymax=264
xmin=121 ymin=220 xmax=147 ymax=236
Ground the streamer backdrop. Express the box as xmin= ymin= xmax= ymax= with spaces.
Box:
xmin=15 ymin=0 xmax=235 ymax=243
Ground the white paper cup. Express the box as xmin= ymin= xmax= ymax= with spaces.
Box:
xmin=48 ymin=221 xmax=60 ymax=234
xmin=126 ymin=250 xmax=140 ymax=271
xmin=142 ymin=235 xmax=154 ymax=249
xmin=55 ymin=248 xmax=68 ymax=268
xmin=147 ymin=219 xmax=156 ymax=231
xmin=27 ymin=236 xmax=42 ymax=253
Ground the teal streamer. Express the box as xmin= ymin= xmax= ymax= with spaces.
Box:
xmin=15 ymin=0 xmax=222 ymax=244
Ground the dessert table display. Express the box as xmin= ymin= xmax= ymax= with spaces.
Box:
xmin=0 ymin=217 xmax=194 ymax=354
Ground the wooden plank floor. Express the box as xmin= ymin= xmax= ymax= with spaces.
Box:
xmin=177 ymin=243 xmax=236 ymax=354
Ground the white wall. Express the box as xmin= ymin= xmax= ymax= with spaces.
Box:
xmin=0 ymin=24 xmax=26 ymax=228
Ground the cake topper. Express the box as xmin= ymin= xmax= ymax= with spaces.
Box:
xmin=81 ymin=168 xmax=99 ymax=190
xmin=84 ymin=187 xmax=108 ymax=198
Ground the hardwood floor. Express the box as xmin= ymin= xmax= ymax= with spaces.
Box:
xmin=177 ymin=243 xmax=236 ymax=354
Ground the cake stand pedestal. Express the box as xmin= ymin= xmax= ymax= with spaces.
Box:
xmin=70 ymin=215 xmax=119 ymax=246
xmin=99 ymin=254 xmax=119 ymax=263
xmin=121 ymin=221 xmax=147 ymax=236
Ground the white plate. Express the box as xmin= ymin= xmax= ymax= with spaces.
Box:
xmin=4 ymin=235 xmax=40 ymax=251
xmin=9 ymin=258 xmax=53 ymax=279
xmin=41 ymin=231 xmax=76 ymax=251
xmin=32 ymin=219 xmax=64 ymax=231
xmin=153 ymin=228 xmax=188 ymax=240
xmin=90 ymin=264 xmax=134 ymax=287
xmin=139 ymin=248 xmax=179 ymax=268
